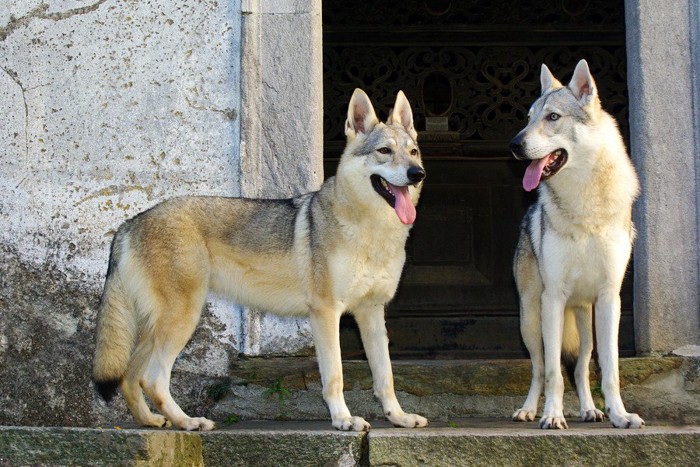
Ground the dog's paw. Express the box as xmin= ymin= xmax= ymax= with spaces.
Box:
xmin=386 ymin=410 xmax=429 ymax=428
xmin=581 ymin=408 xmax=605 ymax=422
xmin=512 ymin=409 xmax=536 ymax=422
xmin=334 ymin=416 xmax=371 ymax=432
xmin=178 ymin=416 xmax=215 ymax=431
xmin=140 ymin=414 xmax=171 ymax=428
xmin=608 ymin=410 xmax=644 ymax=429
xmin=539 ymin=415 xmax=568 ymax=429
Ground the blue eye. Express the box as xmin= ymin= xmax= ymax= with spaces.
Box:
xmin=548 ymin=113 xmax=560 ymax=121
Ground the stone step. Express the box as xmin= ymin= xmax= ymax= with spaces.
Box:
xmin=5 ymin=352 xmax=695 ymax=465
xmin=205 ymin=355 xmax=700 ymax=425
xmin=2 ymin=419 xmax=699 ymax=466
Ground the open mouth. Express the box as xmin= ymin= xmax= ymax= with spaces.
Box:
xmin=370 ymin=174 xmax=417 ymax=225
xmin=522 ymin=149 xmax=568 ymax=192
xmin=371 ymin=174 xmax=396 ymax=207
xmin=541 ymin=149 xmax=568 ymax=179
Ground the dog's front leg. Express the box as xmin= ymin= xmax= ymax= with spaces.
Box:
xmin=309 ymin=306 xmax=370 ymax=431
xmin=595 ymin=293 xmax=644 ymax=428
xmin=539 ymin=291 xmax=568 ymax=429
xmin=354 ymin=304 xmax=428 ymax=428
xmin=513 ymin=287 xmax=544 ymax=422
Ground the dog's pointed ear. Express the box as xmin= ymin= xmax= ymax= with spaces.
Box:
xmin=345 ymin=89 xmax=379 ymax=138
xmin=540 ymin=64 xmax=562 ymax=94
xmin=568 ymin=59 xmax=598 ymax=106
xmin=389 ymin=90 xmax=417 ymax=140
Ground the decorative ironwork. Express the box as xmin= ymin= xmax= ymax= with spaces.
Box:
xmin=323 ymin=0 xmax=628 ymax=157
xmin=323 ymin=0 xmax=624 ymax=29
xmin=324 ymin=45 xmax=627 ymax=155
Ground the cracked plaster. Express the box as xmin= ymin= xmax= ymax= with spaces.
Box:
xmin=0 ymin=0 xmax=246 ymax=426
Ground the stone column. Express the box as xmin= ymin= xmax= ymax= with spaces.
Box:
xmin=692 ymin=0 xmax=700 ymax=341
xmin=238 ymin=0 xmax=323 ymax=355
xmin=625 ymin=0 xmax=700 ymax=354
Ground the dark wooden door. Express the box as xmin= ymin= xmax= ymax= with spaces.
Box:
xmin=323 ymin=0 xmax=634 ymax=358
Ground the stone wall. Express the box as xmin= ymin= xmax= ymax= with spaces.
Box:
xmin=0 ymin=0 xmax=243 ymax=426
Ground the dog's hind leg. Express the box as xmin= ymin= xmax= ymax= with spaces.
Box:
xmin=140 ymin=292 xmax=214 ymax=431
xmin=595 ymin=292 xmax=644 ymax=428
xmin=574 ymin=305 xmax=605 ymax=422
xmin=354 ymin=303 xmax=428 ymax=428
xmin=310 ymin=304 xmax=370 ymax=432
xmin=121 ymin=339 xmax=171 ymax=428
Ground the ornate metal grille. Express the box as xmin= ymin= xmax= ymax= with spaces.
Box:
xmin=323 ymin=0 xmax=628 ymax=157
xmin=323 ymin=0 xmax=624 ymax=28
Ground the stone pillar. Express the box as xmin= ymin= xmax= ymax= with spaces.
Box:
xmin=238 ymin=0 xmax=323 ymax=355
xmin=625 ymin=0 xmax=700 ymax=354
xmin=692 ymin=0 xmax=700 ymax=340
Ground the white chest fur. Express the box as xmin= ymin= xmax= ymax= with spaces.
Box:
xmin=328 ymin=222 xmax=408 ymax=312
xmin=539 ymin=224 xmax=632 ymax=305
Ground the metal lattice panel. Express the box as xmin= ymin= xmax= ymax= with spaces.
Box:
xmin=323 ymin=0 xmax=627 ymax=157
xmin=323 ymin=0 xmax=624 ymax=29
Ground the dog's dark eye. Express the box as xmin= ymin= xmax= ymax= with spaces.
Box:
xmin=548 ymin=113 xmax=560 ymax=121
xmin=377 ymin=147 xmax=391 ymax=154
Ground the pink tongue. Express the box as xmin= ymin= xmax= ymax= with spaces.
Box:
xmin=523 ymin=155 xmax=552 ymax=192
xmin=388 ymin=184 xmax=416 ymax=225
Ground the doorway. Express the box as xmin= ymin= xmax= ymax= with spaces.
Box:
xmin=322 ymin=0 xmax=633 ymax=358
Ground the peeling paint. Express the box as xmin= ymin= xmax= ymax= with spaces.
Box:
xmin=74 ymin=185 xmax=155 ymax=207
xmin=184 ymin=95 xmax=238 ymax=121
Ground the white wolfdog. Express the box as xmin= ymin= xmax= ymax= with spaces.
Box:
xmin=93 ymin=89 xmax=429 ymax=432
xmin=510 ymin=60 xmax=644 ymax=429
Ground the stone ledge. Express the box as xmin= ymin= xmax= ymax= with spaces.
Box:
xmin=368 ymin=419 xmax=700 ymax=467
xmin=0 ymin=426 xmax=204 ymax=466
xmin=2 ymin=420 xmax=699 ymax=466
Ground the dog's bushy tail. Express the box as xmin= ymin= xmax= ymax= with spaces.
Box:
xmin=561 ymin=307 xmax=580 ymax=387
xmin=93 ymin=235 xmax=137 ymax=402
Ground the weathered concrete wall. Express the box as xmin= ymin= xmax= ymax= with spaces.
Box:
xmin=0 ymin=0 xmax=242 ymax=426
xmin=626 ymin=0 xmax=700 ymax=353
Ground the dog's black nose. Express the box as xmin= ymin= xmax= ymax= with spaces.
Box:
xmin=510 ymin=141 xmax=525 ymax=159
xmin=407 ymin=166 xmax=426 ymax=183
xmin=510 ymin=133 xmax=526 ymax=159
